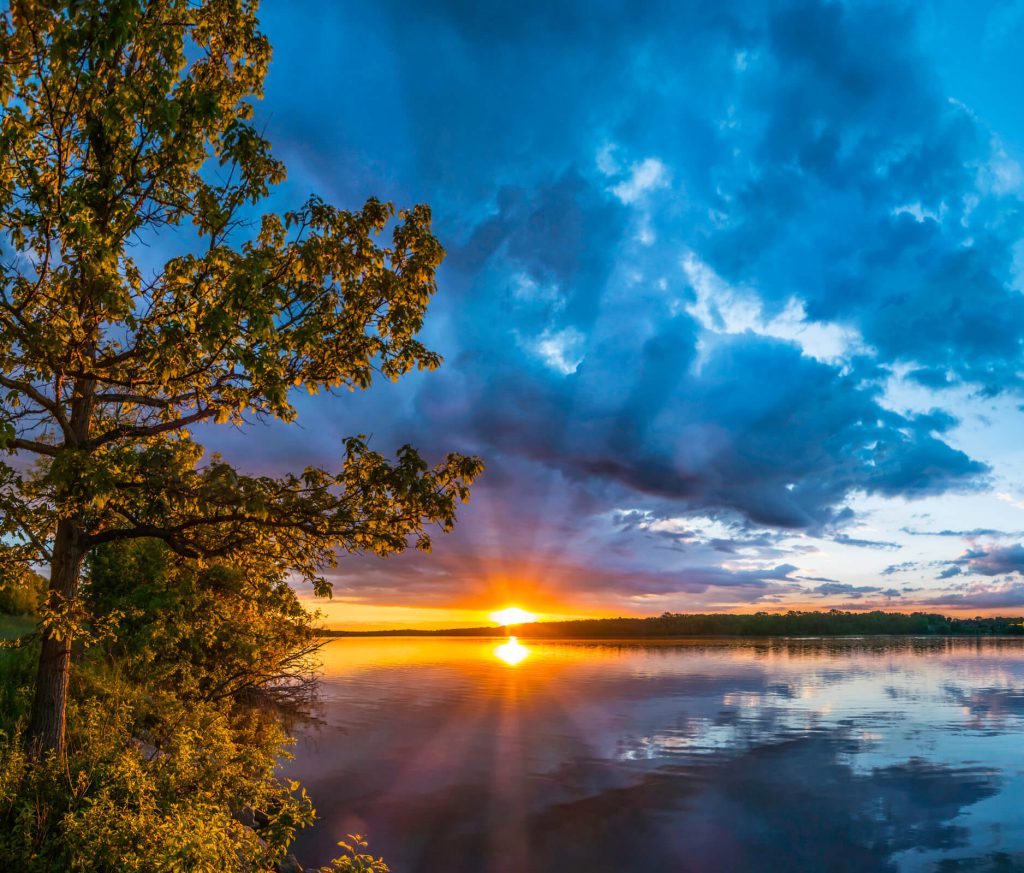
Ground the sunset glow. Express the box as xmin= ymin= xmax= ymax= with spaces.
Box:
xmin=490 ymin=607 xmax=537 ymax=626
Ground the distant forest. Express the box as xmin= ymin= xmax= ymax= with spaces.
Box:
xmin=324 ymin=610 xmax=1024 ymax=638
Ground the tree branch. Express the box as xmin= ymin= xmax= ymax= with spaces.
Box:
xmin=11 ymin=438 xmax=58 ymax=457
xmin=87 ymin=406 xmax=218 ymax=449
xmin=0 ymin=374 xmax=69 ymax=436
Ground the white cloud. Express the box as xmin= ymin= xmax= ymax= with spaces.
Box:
xmin=531 ymin=327 xmax=586 ymax=375
xmin=511 ymin=272 xmax=564 ymax=308
xmin=680 ymin=252 xmax=868 ymax=363
xmin=996 ymin=492 xmax=1024 ymax=511
xmin=891 ymin=201 xmax=945 ymax=223
xmin=635 ymin=213 xmax=656 ymax=246
xmin=610 ymin=157 xmax=669 ymax=205
xmin=595 ymin=143 xmax=621 ymax=177
xmin=981 ymin=137 xmax=1023 ymax=196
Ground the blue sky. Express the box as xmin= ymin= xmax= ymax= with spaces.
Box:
xmin=212 ymin=0 xmax=1024 ymax=624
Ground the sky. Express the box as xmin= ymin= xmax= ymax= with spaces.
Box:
xmin=208 ymin=0 xmax=1024 ymax=627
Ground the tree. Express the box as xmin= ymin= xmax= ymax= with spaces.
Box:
xmin=0 ymin=0 xmax=481 ymax=758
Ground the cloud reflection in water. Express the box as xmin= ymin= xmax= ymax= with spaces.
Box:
xmin=287 ymin=638 xmax=1024 ymax=873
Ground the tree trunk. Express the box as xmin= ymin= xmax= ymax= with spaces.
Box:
xmin=27 ymin=519 xmax=85 ymax=759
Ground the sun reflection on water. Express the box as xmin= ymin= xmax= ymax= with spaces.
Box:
xmin=494 ymin=636 xmax=530 ymax=666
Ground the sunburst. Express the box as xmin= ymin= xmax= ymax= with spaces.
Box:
xmin=490 ymin=606 xmax=537 ymax=626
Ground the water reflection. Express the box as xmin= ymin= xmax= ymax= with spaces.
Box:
xmin=287 ymin=638 xmax=1024 ymax=872
xmin=494 ymin=636 xmax=529 ymax=666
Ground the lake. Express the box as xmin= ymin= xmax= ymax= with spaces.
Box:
xmin=285 ymin=636 xmax=1024 ymax=872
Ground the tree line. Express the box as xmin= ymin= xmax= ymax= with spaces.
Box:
xmin=329 ymin=610 xmax=1024 ymax=638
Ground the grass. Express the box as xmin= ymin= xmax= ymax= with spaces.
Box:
xmin=0 ymin=614 xmax=35 ymax=641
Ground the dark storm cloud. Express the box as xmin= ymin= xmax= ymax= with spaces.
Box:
xmin=960 ymin=544 xmax=1024 ymax=577
xmin=700 ymin=2 xmax=1024 ymax=395
xmin=420 ymin=328 xmax=986 ymax=531
xmin=354 ymin=0 xmax=994 ymax=528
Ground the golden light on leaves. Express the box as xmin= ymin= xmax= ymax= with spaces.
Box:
xmin=489 ymin=606 xmax=536 ymax=626
xmin=494 ymin=636 xmax=530 ymax=666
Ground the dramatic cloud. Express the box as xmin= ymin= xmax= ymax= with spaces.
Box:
xmin=958 ymin=544 xmax=1024 ymax=577
xmin=223 ymin=1 xmax=1024 ymax=618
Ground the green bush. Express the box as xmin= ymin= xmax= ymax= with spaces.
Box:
xmin=319 ymin=836 xmax=390 ymax=873
xmin=85 ymin=539 xmax=321 ymax=707
xmin=0 ymin=539 xmax=331 ymax=871
xmin=0 ymin=654 xmax=315 ymax=872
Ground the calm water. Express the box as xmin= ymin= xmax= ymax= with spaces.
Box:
xmin=285 ymin=637 xmax=1024 ymax=873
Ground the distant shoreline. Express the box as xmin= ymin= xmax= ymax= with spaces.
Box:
xmin=316 ymin=610 xmax=1024 ymax=639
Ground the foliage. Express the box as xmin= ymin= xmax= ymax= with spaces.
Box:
xmin=0 ymin=0 xmax=478 ymax=576
xmin=318 ymin=836 xmax=390 ymax=873
xmin=0 ymin=0 xmax=464 ymax=865
xmin=0 ymin=547 xmax=399 ymax=870
xmin=0 ymin=0 xmax=480 ymax=755
xmin=0 ymin=559 xmax=43 ymax=616
xmin=0 ymin=655 xmax=315 ymax=872
xmin=0 ymin=538 xmax=330 ymax=872
xmin=86 ymin=538 xmax=321 ymax=706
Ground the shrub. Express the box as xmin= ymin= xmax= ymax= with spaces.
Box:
xmin=0 ymin=664 xmax=314 ymax=872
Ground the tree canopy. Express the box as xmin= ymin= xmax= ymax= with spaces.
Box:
xmin=0 ymin=0 xmax=481 ymax=757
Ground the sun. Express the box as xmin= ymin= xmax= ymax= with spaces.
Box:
xmin=490 ymin=606 xmax=537 ymax=626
